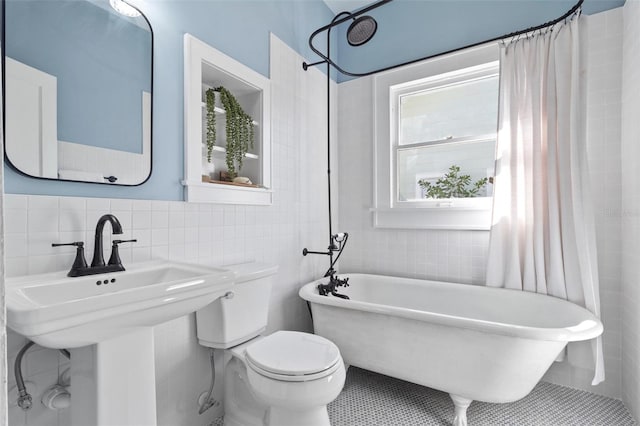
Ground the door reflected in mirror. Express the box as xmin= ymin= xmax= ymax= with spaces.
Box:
xmin=3 ymin=0 xmax=153 ymax=185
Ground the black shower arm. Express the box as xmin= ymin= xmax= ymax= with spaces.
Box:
xmin=304 ymin=0 xmax=583 ymax=78
xmin=304 ymin=0 xmax=393 ymax=72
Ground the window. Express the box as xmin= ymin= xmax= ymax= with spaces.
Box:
xmin=373 ymin=44 xmax=499 ymax=229
xmin=394 ymin=63 xmax=498 ymax=204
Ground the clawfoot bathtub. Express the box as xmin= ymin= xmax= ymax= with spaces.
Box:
xmin=299 ymin=274 xmax=603 ymax=425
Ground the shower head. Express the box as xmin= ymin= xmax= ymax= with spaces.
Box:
xmin=347 ymin=15 xmax=378 ymax=46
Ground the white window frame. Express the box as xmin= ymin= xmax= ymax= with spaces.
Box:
xmin=373 ymin=43 xmax=499 ymax=230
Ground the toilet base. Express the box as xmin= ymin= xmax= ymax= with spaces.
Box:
xmin=221 ymin=332 xmax=345 ymax=426
xmin=267 ymin=406 xmax=330 ymax=426
xmin=223 ymin=356 xmax=268 ymax=426
xmin=222 ymin=354 xmax=337 ymax=426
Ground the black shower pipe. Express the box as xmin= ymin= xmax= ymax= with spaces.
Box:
xmin=302 ymin=0 xmax=392 ymax=71
xmin=325 ymin=11 xmax=351 ymax=273
xmin=301 ymin=11 xmax=354 ymax=279
xmin=302 ymin=0 xmax=584 ymax=78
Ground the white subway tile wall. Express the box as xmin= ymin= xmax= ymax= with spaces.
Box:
xmin=4 ymin=35 xmax=336 ymax=426
xmin=337 ymin=9 xmax=624 ymax=400
xmin=621 ymin=0 xmax=640 ymax=421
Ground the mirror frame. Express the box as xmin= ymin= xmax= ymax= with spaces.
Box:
xmin=1 ymin=0 xmax=154 ymax=186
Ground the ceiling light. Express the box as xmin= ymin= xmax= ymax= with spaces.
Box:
xmin=109 ymin=0 xmax=141 ymax=17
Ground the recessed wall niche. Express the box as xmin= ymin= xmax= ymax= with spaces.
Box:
xmin=183 ymin=34 xmax=272 ymax=205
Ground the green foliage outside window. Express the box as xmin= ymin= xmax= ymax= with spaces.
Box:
xmin=418 ymin=165 xmax=488 ymax=199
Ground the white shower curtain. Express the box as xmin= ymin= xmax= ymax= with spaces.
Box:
xmin=486 ymin=16 xmax=605 ymax=385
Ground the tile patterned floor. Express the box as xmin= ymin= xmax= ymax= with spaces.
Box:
xmin=212 ymin=366 xmax=636 ymax=425
xmin=329 ymin=367 xmax=635 ymax=425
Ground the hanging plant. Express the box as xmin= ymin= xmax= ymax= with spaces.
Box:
xmin=205 ymin=88 xmax=217 ymax=162
xmin=215 ymin=86 xmax=255 ymax=179
xmin=418 ymin=165 xmax=488 ymax=199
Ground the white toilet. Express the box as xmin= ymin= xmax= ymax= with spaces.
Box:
xmin=195 ymin=263 xmax=346 ymax=426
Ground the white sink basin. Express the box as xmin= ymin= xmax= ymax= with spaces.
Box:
xmin=6 ymin=260 xmax=235 ymax=349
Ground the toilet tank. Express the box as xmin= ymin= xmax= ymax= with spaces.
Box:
xmin=196 ymin=262 xmax=278 ymax=349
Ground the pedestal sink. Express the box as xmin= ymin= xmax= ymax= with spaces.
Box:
xmin=6 ymin=260 xmax=235 ymax=426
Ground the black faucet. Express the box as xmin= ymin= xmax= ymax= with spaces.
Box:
xmin=317 ymin=272 xmax=350 ymax=299
xmin=53 ymin=214 xmax=136 ymax=277
xmin=304 ymin=232 xmax=351 ymax=299
xmin=91 ymin=214 xmax=123 ymax=267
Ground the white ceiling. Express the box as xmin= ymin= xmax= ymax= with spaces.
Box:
xmin=322 ymin=0 xmax=375 ymax=14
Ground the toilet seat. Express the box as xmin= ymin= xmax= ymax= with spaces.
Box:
xmin=245 ymin=331 xmax=342 ymax=382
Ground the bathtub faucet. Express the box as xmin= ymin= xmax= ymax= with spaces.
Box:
xmin=303 ymin=233 xmax=349 ymax=277
xmin=317 ymin=273 xmax=350 ymax=300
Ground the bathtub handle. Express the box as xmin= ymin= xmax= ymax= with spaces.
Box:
xmin=317 ymin=274 xmax=350 ymax=299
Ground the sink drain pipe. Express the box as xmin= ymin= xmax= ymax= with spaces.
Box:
xmin=15 ymin=341 xmax=35 ymax=410
xmin=14 ymin=340 xmax=71 ymax=411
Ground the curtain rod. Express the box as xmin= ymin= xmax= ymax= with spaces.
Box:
xmin=303 ymin=0 xmax=584 ymax=78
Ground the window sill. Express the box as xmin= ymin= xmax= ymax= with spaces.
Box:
xmin=371 ymin=198 xmax=492 ymax=230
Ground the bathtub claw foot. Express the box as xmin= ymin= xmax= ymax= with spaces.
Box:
xmin=450 ymin=394 xmax=472 ymax=426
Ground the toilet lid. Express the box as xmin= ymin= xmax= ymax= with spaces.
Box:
xmin=245 ymin=331 xmax=341 ymax=377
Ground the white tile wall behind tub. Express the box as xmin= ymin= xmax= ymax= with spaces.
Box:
xmin=621 ymin=0 xmax=640 ymax=421
xmin=336 ymin=8 xmax=624 ymax=399
xmin=4 ymin=35 xmax=338 ymax=426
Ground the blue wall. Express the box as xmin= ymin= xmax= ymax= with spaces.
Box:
xmin=4 ymin=0 xmax=624 ymax=200
xmin=4 ymin=0 xmax=334 ymax=200
xmin=6 ymin=0 xmax=151 ymax=153
xmin=333 ymin=0 xmax=625 ymax=83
